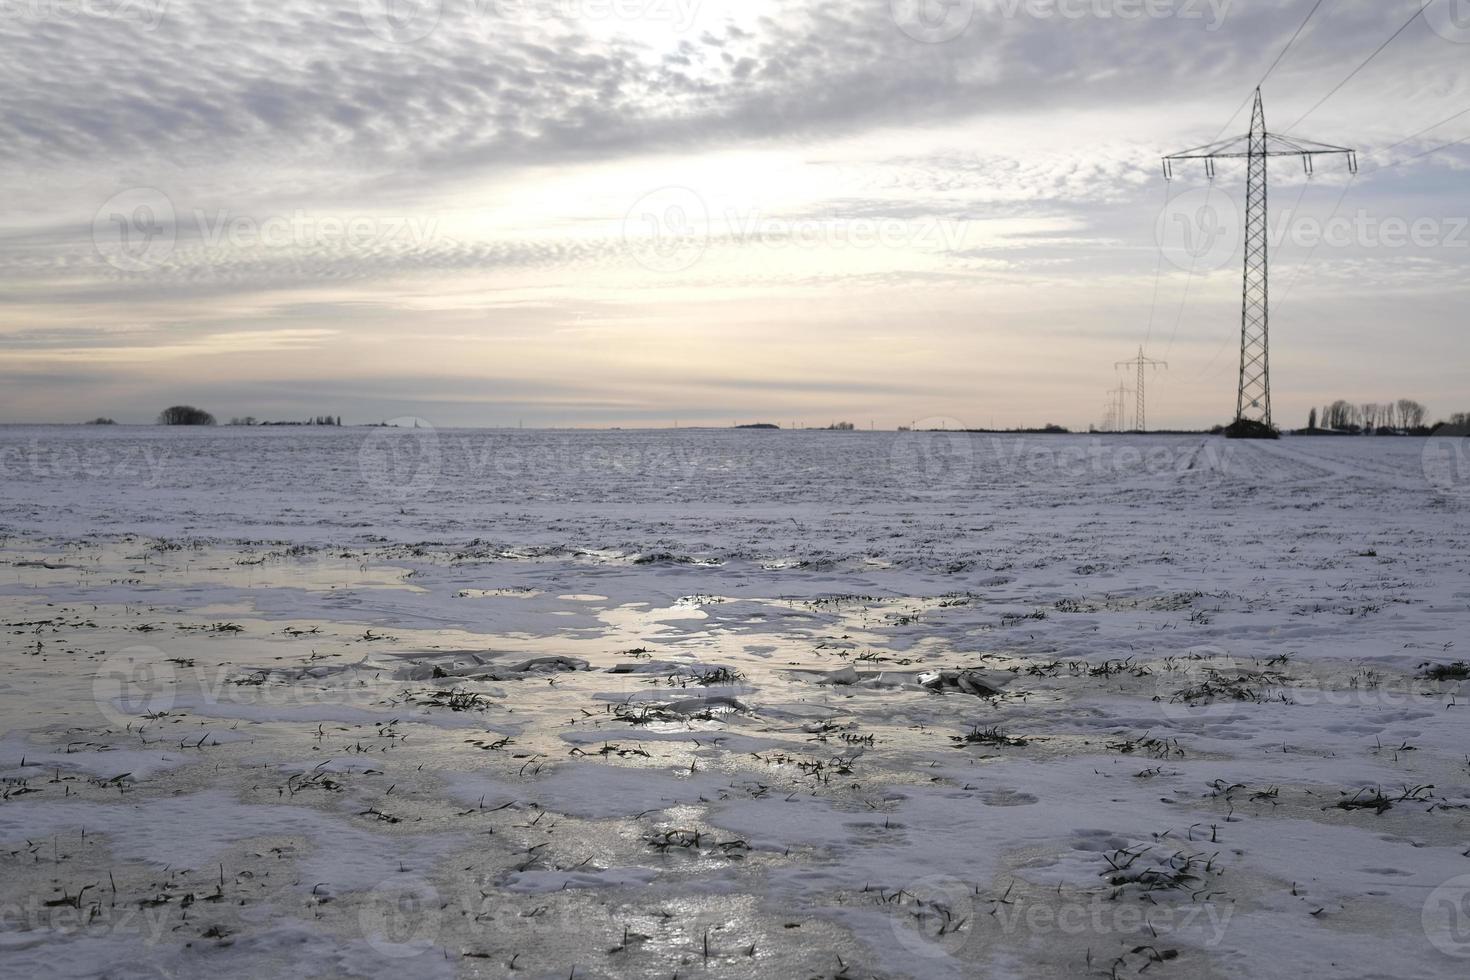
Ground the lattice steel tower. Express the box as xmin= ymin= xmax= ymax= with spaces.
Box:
xmin=1163 ymin=89 xmax=1356 ymax=430
xmin=1116 ymin=347 xmax=1168 ymax=432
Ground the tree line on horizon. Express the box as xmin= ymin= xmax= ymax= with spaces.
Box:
xmin=1306 ymin=399 xmax=1456 ymax=434
xmin=155 ymin=406 xmax=343 ymax=426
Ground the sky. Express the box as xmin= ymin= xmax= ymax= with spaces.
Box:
xmin=1 ymin=0 xmax=1467 ymax=430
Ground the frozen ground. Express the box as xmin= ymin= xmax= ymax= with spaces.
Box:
xmin=2 ymin=426 xmax=1469 ymax=979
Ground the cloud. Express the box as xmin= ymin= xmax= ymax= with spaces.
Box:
xmin=1 ymin=0 xmax=1467 ymax=426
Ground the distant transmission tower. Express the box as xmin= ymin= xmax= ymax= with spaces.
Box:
xmin=1163 ymin=88 xmax=1356 ymax=432
xmin=1108 ymin=382 xmax=1133 ymax=433
xmin=1116 ymin=347 xmax=1168 ymax=432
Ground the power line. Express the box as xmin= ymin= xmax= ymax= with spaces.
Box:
xmin=1382 ymin=104 xmax=1470 ymax=152
xmin=1273 ymin=174 xmax=1357 ymax=313
xmin=1201 ymin=103 xmax=1468 ymax=355
xmin=1213 ymin=0 xmax=1330 ymax=142
xmin=1269 ymin=113 xmax=1470 ymax=310
xmin=1163 ymin=179 xmax=1215 ymax=358
xmin=1142 ymin=179 xmax=1173 ymax=350
xmin=1167 ymin=1 xmax=1329 ymax=361
xmin=1285 ymin=2 xmax=1431 ymax=132
xmin=1116 ymin=347 xmax=1168 ymax=432
xmin=1164 ymin=90 xmax=1358 ymax=429
xmin=1368 ymin=129 xmax=1470 ymax=173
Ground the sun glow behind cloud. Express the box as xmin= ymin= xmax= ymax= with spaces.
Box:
xmin=0 ymin=0 xmax=1466 ymax=427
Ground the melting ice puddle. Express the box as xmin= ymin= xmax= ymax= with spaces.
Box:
xmin=456 ymin=588 xmax=544 ymax=598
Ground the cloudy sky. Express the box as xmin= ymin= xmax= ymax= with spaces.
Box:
xmin=1 ymin=0 xmax=1466 ymax=429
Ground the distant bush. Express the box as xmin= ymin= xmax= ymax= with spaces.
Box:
xmin=157 ymin=405 xmax=216 ymax=426
xmin=86 ymin=417 xmax=116 ymax=425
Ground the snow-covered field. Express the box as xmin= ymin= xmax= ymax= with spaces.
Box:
xmin=2 ymin=426 xmax=1469 ymax=979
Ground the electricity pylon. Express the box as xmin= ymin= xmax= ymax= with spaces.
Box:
xmin=1163 ymin=88 xmax=1356 ymax=430
xmin=1116 ymin=347 xmax=1168 ymax=432
xmin=1108 ymin=382 xmax=1133 ymax=433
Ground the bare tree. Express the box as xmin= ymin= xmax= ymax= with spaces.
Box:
xmin=1325 ymin=400 xmax=1356 ymax=430
xmin=158 ymin=405 xmax=216 ymax=426
xmin=1360 ymin=403 xmax=1378 ymax=431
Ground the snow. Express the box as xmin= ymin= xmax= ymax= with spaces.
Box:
xmin=1 ymin=426 xmax=1468 ymax=978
